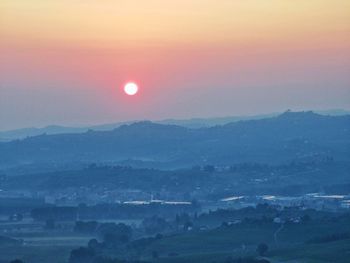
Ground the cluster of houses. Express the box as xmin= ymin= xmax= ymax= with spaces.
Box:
xmin=220 ymin=193 xmax=350 ymax=211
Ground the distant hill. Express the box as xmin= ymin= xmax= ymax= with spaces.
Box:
xmin=0 ymin=114 xmax=276 ymax=141
xmin=0 ymin=122 xmax=134 ymax=141
xmin=1 ymin=109 xmax=349 ymax=141
xmin=0 ymin=111 xmax=349 ymax=168
xmin=157 ymin=112 xmax=277 ymax=128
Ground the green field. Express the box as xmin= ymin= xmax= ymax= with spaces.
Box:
xmin=0 ymin=234 xmax=92 ymax=263
xmin=1 ymin=220 xmax=349 ymax=263
xmin=145 ymin=239 xmax=350 ymax=263
xmin=136 ymin=221 xmax=350 ymax=263
xmin=270 ymin=239 xmax=350 ymax=263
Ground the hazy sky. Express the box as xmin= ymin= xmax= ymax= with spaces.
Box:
xmin=1 ymin=0 xmax=350 ymax=130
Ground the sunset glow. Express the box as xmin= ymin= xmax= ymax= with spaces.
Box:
xmin=0 ymin=0 xmax=349 ymax=129
xmin=1 ymin=2 xmax=350 ymax=262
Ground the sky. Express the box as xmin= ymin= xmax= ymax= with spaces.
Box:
xmin=1 ymin=0 xmax=350 ymax=130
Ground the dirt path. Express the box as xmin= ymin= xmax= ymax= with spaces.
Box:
xmin=274 ymin=223 xmax=284 ymax=245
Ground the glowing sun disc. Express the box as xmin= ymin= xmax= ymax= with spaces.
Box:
xmin=124 ymin=82 xmax=138 ymax=95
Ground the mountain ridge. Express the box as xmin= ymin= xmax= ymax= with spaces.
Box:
xmin=1 ymin=109 xmax=349 ymax=141
xmin=0 ymin=111 xmax=349 ymax=169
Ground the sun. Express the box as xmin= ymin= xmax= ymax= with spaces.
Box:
xmin=124 ymin=82 xmax=138 ymax=96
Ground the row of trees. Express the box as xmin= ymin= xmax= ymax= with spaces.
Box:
xmin=74 ymin=221 xmax=132 ymax=248
xmin=69 ymin=247 xmax=150 ymax=263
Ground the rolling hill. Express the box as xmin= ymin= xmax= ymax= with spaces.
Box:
xmin=0 ymin=111 xmax=349 ymax=168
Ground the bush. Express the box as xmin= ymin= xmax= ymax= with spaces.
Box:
xmin=74 ymin=221 xmax=98 ymax=234
xmin=306 ymin=232 xmax=350 ymax=244
xmin=97 ymin=223 xmax=132 ymax=248
xmin=256 ymin=243 xmax=269 ymax=256
xmin=69 ymin=247 xmax=95 ymax=263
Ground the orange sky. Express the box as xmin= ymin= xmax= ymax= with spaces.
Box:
xmin=1 ymin=0 xmax=350 ymax=129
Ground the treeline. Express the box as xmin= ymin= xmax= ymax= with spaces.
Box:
xmin=195 ymin=204 xmax=332 ymax=227
xmin=4 ymin=159 xmax=348 ymax=196
xmin=306 ymin=232 xmax=350 ymax=244
xmin=11 ymin=257 xmax=149 ymax=263
xmin=2 ymin=111 xmax=349 ymax=168
xmin=69 ymin=221 xmax=147 ymax=263
xmin=31 ymin=201 xmax=199 ymax=221
xmin=220 ymin=257 xmax=270 ymax=263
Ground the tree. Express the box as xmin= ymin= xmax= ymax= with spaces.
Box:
xmin=221 ymin=221 xmax=229 ymax=227
xmin=88 ymin=238 xmax=100 ymax=250
xmin=75 ymin=221 xmax=98 ymax=234
xmin=152 ymin=250 xmax=159 ymax=259
xmin=256 ymin=243 xmax=269 ymax=256
xmin=97 ymin=223 xmax=132 ymax=248
xmin=301 ymin=214 xmax=311 ymax=223
xmin=91 ymin=256 xmax=121 ymax=263
xmin=204 ymin=165 xmax=215 ymax=173
xmin=191 ymin=199 xmax=201 ymax=210
xmin=155 ymin=233 xmax=163 ymax=239
xmin=45 ymin=219 xmax=55 ymax=230
xmin=69 ymin=247 xmax=95 ymax=263
xmin=142 ymin=216 xmax=169 ymax=234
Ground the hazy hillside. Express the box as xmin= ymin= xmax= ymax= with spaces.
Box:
xmin=0 ymin=111 xmax=349 ymax=168
xmin=1 ymin=110 xmax=348 ymax=141
xmin=0 ymin=114 xmax=276 ymax=141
